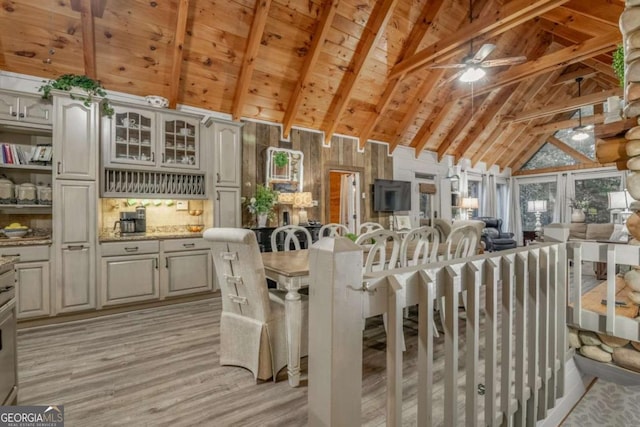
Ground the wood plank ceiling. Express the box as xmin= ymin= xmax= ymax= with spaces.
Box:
xmin=0 ymin=0 xmax=624 ymax=171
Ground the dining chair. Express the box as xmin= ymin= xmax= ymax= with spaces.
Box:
xmin=356 ymin=229 xmax=405 ymax=350
xmin=319 ymin=223 xmax=349 ymax=238
xmin=204 ymin=227 xmax=308 ymax=382
xmin=358 ymin=221 xmax=384 ymax=235
xmin=271 ymin=225 xmax=313 ymax=252
xmin=399 ymin=226 xmax=439 ymax=267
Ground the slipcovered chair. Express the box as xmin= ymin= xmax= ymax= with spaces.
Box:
xmin=271 ymin=225 xmax=313 ymax=252
xmin=359 ymin=221 xmax=384 ymax=235
xmin=400 ymin=226 xmax=439 ymax=267
xmin=319 ymin=223 xmax=349 ymax=238
xmin=473 ymin=217 xmax=517 ymax=251
xmin=204 ymin=228 xmax=308 ymax=381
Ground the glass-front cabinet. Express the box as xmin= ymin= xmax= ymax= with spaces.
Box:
xmin=160 ymin=114 xmax=199 ymax=169
xmin=103 ymin=105 xmax=201 ymax=171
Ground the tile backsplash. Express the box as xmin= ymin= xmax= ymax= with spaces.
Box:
xmin=100 ymin=198 xmax=212 ymax=233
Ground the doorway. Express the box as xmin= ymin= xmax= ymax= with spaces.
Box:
xmin=326 ymin=168 xmax=361 ymax=233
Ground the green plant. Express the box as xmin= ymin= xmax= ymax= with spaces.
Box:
xmin=569 ymin=198 xmax=589 ymax=210
xmin=273 ymin=151 xmax=289 ymax=168
xmin=39 ymin=74 xmax=114 ymax=117
xmin=245 ymin=184 xmax=278 ymax=217
xmin=345 ymin=233 xmax=358 ymax=242
xmin=613 ymin=45 xmax=624 ymax=87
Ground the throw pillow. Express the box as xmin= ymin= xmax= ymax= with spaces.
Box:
xmin=609 ymin=224 xmax=629 ymax=242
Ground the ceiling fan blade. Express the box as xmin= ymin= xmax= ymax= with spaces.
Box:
xmin=437 ymin=70 xmax=466 ymax=87
xmin=480 ymin=56 xmax=527 ymax=67
xmin=427 ymin=63 xmax=468 ymax=69
xmin=471 ymin=44 xmax=496 ymax=63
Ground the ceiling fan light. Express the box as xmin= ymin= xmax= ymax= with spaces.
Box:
xmin=571 ymin=129 xmax=589 ymax=141
xmin=459 ymin=67 xmax=486 ymax=83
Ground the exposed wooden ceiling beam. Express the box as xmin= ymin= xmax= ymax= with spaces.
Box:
xmin=231 ymin=0 xmax=273 ymax=121
xmin=551 ymin=67 xmax=598 ymax=86
xmin=168 ymin=0 xmax=190 ymax=109
xmin=541 ymin=6 xmax=615 ymax=37
xmin=547 ymin=135 xmax=594 ymax=163
xmin=322 ymin=0 xmax=398 ymax=145
xmin=359 ymin=0 xmax=447 ymax=150
xmin=282 ymin=0 xmax=339 ymax=139
xmin=71 ymin=0 xmax=106 ymax=18
xmin=529 ymin=112 xmax=606 ymax=134
xmin=71 ymin=0 xmax=100 ymax=78
xmin=389 ymin=0 xmax=570 ymax=79
xmin=512 ymin=162 xmax=602 ymax=176
xmin=450 ymin=31 xmax=620 ymax=99
xmin=436 ymin=101 xmax=477 ymax=161
xmin=510 ymin=87 xmax=621 ymax=122
xmin=486 ymin=123 xmax=530 ymax=170
xmin=412 ymin=100 xmax=460 ymax=157
xmin=563 ymin=0 xmax=624 ymax=27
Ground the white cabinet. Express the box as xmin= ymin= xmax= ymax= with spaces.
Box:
xmin=102 ymin=105 xmax=202 ymax=171
xmin=101 ymin=254 xmax=160 ymax=306
xmin=213 ymin=122 xmax=241 ymax=187
xmin=215 ymin=187 xmax=241 ymax=227
xmin=53 ymin=94 xmax=99 ymax=181
xmin=54 ymin=181 xmax=96 ymax=313
xmin=0 ymin=246 xmax=51 ymax=320
xmin=0 ymin=90 xmax=52 ymax=125
xmin=161 ymin=238 xmax=213 ymax=297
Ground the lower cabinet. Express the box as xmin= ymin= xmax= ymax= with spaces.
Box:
xmin=0 ymin=246 xmax=51 ymax=320
xmin=57 ymin=245 xmax=96 ymax=313
xmin=101 ymin=254 xmax=160 ymax=306
xmin=161 ymin=249 xmax=212 ymax=297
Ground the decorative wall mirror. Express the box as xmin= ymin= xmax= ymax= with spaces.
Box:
xmin=266 ymin=147 xmax=304 ymax=192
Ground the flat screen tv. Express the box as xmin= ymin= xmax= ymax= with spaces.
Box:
xmin=373 ymin=179 xmax=411 ymax=212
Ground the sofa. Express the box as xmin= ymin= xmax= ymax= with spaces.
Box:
xmin=543 ymin=222 xmax=618 ymax=243
xmin=472 ymin=217 xmax=517 ymax=251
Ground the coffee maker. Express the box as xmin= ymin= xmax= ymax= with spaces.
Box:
xmin=114 ymin=206 xmax=146 ymax=236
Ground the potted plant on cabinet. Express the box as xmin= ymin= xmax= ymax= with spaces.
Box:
xmin=245 ymin=184 xmax=278 ymax=227
xmin=39 ymin=74 xmax=114 ymax=117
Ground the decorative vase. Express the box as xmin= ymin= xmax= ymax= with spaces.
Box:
xmin=257 ymin=213 xmax=268 ymax=228
xmin=571 ymin=208 xmax=585 ymax=223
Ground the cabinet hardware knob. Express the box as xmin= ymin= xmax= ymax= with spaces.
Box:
xmin=216 ymin=172 xmax=220 ymax=183
xmin=216 ymin=191 xmax=220 ymax=201
xmin=124 ymin=247 xmax=139 ymax=252
xmin=165 ymin=258 xmax=169 ymax=268
xmin=183 ymin=243 xmax=195 ymax=248
xmin=154 ymin=258 xmax=158 ymax=269
xmin=11 ymin=111 xmax=17 ymax=117
xmin=68 ymin=245 xmax=84 ymax=250
xmin=4 ymin=254 xmax=20 ymax=258
xmin=57 ymin=162 xmax=62 ymax=174
xmin=19 ymin=113 xmax=25 ymax=118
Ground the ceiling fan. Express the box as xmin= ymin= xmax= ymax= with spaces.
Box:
xmin=429 ymin=43 xmax=527 ymax=86
xmin=429 ymin=0 xmax=526 ymax=86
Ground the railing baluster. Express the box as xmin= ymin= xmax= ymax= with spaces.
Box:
xmin=444 ymin=265 xmax=461 ymax=427
xmin=514 ymin=252 xmax=529 ymax=427
xmin=606 ymin=244 xmax=616 ymax=335
xmin=571 ymin=243 xmax=582 ymax=326
xmin=465 ymin=261 xmax=481 ymax=427
xmin=500 ymin=254 xmax=515 ymax=427
xmin=557 ymin=244 xmax=567 ymax=396
xmin=537 ymin=247 xmax=550 ymax=420
xmin=386 ymin=275 xmax=404 ymax=427
xmin=485 ymin=257 xmax=499 ymax=427
xmin=526 ymin=249 xmax=540 ymax=427
xmin=546 ymin=246 xmax=557 ymax=409
xmin=417 ymin=270 xmax=435 ymax=427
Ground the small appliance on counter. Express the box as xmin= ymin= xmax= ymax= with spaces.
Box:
xmin=114 ymin=207 xmax=146 ymax=236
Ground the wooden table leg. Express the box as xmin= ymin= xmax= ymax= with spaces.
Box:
xmin=284 ymin=277 xmax=302 ymax=387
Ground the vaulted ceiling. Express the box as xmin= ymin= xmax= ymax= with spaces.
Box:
xmin=0 ymin=0 xmax=624 ymax=171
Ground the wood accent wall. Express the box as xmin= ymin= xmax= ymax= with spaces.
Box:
xmin=241 ymin=122 xmax=393 ymax=228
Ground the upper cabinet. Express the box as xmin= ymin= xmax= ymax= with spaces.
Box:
xmin=102 ymin=104 xmax=202 ymax=172
xmin=53 ymin=93 xmax=99 ymax=181
xmin=0 ymin=90 xmax=52 ymax=126
xmin=212 ymin=121 xmax=242 ymax=187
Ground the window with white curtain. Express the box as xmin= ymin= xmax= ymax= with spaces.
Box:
xmin=518 ymin=178 xmax=557 ymax=231
xmin=572 ymin=173 xmax=622 ymax=223
xmin=496 ymin=181 xmax=508 ymax=221
xmin=467 ymin=176 xmax=482 ymax=218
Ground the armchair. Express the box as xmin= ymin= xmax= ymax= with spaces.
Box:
xmin=473 ymin=217 xmax=517 ymax=251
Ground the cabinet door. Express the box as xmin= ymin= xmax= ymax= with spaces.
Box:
xmin=0 ymin=91 xmax=18 ymax=121
xmin=101 ymin=254 xmax=160 ymax=306
xmin=160 ymin=114 xmax=200 ymax=169
xmin=162 ymin=250 xmax=212 ymax=297
xmin=16 ymin=261 xmax=50 ymax=319
xmin=215 ymin=187 xmax=241 ymax=227
xmin=214 ymin=123 xmax=241 ymax=187
xmin=108 ymin=106 xmax=156 ymax=167
xmin=53 ymin=95 xmax=98 ymax=180
xmin=55 ymin=181 xmax=95 ymax=245
xmin=57 ymin=246 xmax=95 ymax=312
xmin=19 ymin=95 xmax=53 ymax=125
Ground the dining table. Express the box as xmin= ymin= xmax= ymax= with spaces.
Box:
xmin=261 ymin=249 xmax=310 ymax=387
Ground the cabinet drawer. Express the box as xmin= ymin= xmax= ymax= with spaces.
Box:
xmin=100 ymin=240 xmax=159 ymax=256
xmin=0 ymin=246 xmax=49 ymax=263
xmin=162 ymin=238 xmax=209 ymax=252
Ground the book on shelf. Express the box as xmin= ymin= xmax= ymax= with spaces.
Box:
xmin=0 ymin=143 xmax=51 ymax=166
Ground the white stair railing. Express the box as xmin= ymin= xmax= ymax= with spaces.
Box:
xmin=308 ymin=239 xmax=567 ymax=426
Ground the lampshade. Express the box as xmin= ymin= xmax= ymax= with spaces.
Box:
xmin=278 ymin=192 xmax=295 ymax=204
xmin=527 ymin=200 xmax=547 ymax=213
xmin=293 ymin=192 xmax=313 ymax=208
xmin=460 ymin=197 xmax=479 ymax=209
xmin=459 ymin=67 xmax=486 ymax=83
xmin=608 ymin=190 xmax=632 ymax=210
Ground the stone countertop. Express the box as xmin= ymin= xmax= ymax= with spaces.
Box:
xmin=0 ymin=237 xmax=52 ymax=247
xmin=0 ymin=255 xmax=18 ymax=273
xmin=99 ymin=231 xmax=204 ymax=242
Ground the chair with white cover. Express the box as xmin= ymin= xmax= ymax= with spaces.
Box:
xmin=271 ymin=225 xmax=313 ymax=252
xmin=400 ymin=226 xmax=439 ymax=267
xmin=356 ymin=229 xmax=405 ymax=350
xmin=204 ymin=227 xmax=308 ymax=381
xmin=359 ymin=221 xmax=384 ymax=235
xmin=319 ymin=223 xmax=349 ymax=238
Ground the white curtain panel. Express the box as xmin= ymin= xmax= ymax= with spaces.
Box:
xmin=508 ymin=179 xmax=522 ymax=245
xmin=486 ymin=174 xmax=497 ymax=217
xmin=554 ymin=173 xmax=568 ymax=223
xmin=564 ymin=172 xmax=575 ymax=224
xmin=480 ymin=174 xmax=488 ymax=216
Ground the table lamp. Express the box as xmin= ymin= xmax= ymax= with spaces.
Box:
xmin=608 ymin=190 xmax=632 ymax=224
xmin=293 ymin=192 xmax=313 ymax=225
xmin=527 ymin=200 xmax=547 ymax=233
xmin=460 ymin=197 xmax=479 ymax=220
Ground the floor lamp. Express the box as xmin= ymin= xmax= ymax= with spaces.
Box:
xmin=527 ymin=200 xmax=547 ymax=233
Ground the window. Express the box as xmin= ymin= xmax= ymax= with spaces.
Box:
xmin=519 ymin=181 xmax=556 ymax=231
xmin=574 ymin=175 xmax=622 ymax=223
xmin=467 ymin=178 xmax=481 ymax=218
